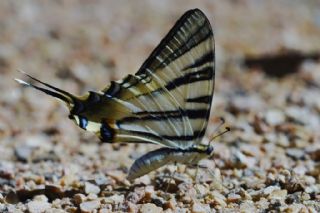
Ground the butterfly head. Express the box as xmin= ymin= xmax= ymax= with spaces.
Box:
xmin=207 ymin=123 xmax=231 ymax=153
xmin=206 ymin=144 xmax=214 ymax=156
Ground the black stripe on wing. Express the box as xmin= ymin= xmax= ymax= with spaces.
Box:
xmin=183 ymin=51 xmax=214 ymax=71
xmin=165 ymin=67 xmax=213 ymax=91
xmin=137 ymin=9 xmax=213 ymax=74
xmin=118 ymin=109 xmax=208 ymax=123
xmin=121 ymin=129 xmax=206 ymax=142
xmin=186 ymin=95 xmax=212 ymax=104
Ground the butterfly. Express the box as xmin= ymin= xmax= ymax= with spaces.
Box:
xmin=16 ymin=8 xmax=217 ymax=181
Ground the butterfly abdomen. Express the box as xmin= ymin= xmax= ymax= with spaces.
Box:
xmin=127 ymin=145 xmax=212 ymax=181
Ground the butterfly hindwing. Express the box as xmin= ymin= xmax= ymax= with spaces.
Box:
xmin=101 ymin=9 xmax=215 ymax=149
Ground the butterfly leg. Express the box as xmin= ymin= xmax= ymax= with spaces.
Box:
xmin=164 ymin=162 xmax=177 ymax=193
xmin=194 ymin=164 xmax=203 ymax=195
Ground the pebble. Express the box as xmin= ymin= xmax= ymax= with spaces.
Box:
xmin=135 ymin=175 xmax=151 ymax=185
xmin=106 ymin=170 xmax=126 ymax=183
xmin=286 ymin=148 xmax=305 ymax=160
xmin=194 ymin=184 xmax=208 ymax=196
xmin=227 ymin=193 xmax=242 ymax=203
xmin=15 ymin=145 xmax=33 ymax=162
xmin=164 ymin=199 xmax=176 ymax=210
xmin=102 ymin=194 xmax=124 ymax=205
xmin=263 ymin=186 xmax=281 ymax=195
xmin=191 ymin=202 xmax=211 ymax=213
xmin=87 ymin=193 xmax=98 ymax=200
xmin=240 ymin=200 xmax=257 ymax=212
xmin=84 ymin=182 xmax=101 ymax=195
xmin=139 ymin=203 xmax=163 ymax=213
xmin=142 ymin=186 xmax=154 ymax=203
xmin=73 ymin=193 xmax=86 ymax=205
xmin=284 ymin=203 xmax=308 ymax=213
xmin=210 ymin=191 xmax=227 ymax=207
xmin=265 ymin=109 xmax=285 ymax=126
xmin=80 ymin=200 xmax=101 ymax=213
xmin=308 ymin=149 xmax=320 ymax=161
xmin=27 ymin=200 xmax=51 ymax=213
xmin=33 ymin=195 xmax=48 ymax=202
xmin=256 ymin=198 xmax=269 ymax=210
xmin=268 ymin=189 xmax=287 ymax=200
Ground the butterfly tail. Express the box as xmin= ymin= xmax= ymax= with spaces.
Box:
xmin=15 ymin=70 xmax=76 ymax=108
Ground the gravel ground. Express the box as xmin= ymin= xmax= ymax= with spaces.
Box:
xmin=0 ymin=0 xmax=319 ymax=212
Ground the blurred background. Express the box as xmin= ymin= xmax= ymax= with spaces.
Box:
xmin=0 ymin=0 xmax=319 ymax=210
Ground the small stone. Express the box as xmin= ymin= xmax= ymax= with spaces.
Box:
xmin=99 ymin=208 xmax=112 ymax=213
xmin=164 ymin=199 xmax=176 ymax=210
xmin=33 ymin=195 xmax=48 ymax=202
xmin=87 ymin=193 xmax=98 ymax=200
xmin=140 ymin=203 xmax=163 ymax=213
xmin=145 ymin=185 xmax=154 ymax=194
xmin=265 ymin=109 xmax=285 ymax=126
xmin=74 ymin=193 xmax=86 ymax=205
xmin=210 ymin=191 xmax=227 ymax=207
xmin=286 ymin=148 xmax=305 ymax=160
xmin=27 ymin=200 xmax=51 ymax=213
xmin=240 ymin=200 xmax=256 ymax=212
xmin=15 ymin=145 xmax=33 ymax=162
xmin=126 ymin=188 xmax=145 ymax=204
xmin=256 ymin=198 xmax=269 ymax=210
xmin=249 ymin=189 xmax=263 ymax=201
xmin=239 ymin=188 xmax=252 ymax=200
xmin=283 ymin=203 xmax=308 ymax=213
xmin=268 ymin=189 xmax=287 ymax=200
xmin=301 ymin=192 xmax=310 ymax=201
xmin=194 ymin=184 xmax=208 ymax=196
xmin=102 ymin=194 xmax=124 ymax=205
xmin=127 ymin=201 xmax=138 ymax=213
xmin=191 ymin=202 xmax=210 ymax=213
xmin=66 ymin=207 xmax=78 ymax=212
xmin=227 ymin=193 xmax=242 ymax=203
xmin=106 ymin=170 xmax=126 ymax=182
xmin=80 ymin=200 xmax=100 ymax=213
xmin=84 ymin=182 xmax=100 ymax=195
xmin=135 ymin=175 xmax=151 ymax=185
xmin=263 ymin=186 xmax=280 ymax=195
xmin=308 ymin=149 xmax=320 ymax=161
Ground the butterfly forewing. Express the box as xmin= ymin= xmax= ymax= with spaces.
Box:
xmin=102 ymin=9 xmax=215 ymax=149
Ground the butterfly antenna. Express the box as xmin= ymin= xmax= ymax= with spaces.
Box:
xmin=208 ymin=127 xmax=231 ymax=147
xmin=212 ymin=117 xmax=225 ymax=135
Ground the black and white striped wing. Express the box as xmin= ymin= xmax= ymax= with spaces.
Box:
xmin=102 ymin=9 xmax=215 ymax=149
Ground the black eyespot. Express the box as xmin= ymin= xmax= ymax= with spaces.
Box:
xmin=68 ymin=114 xmax=74 ymax=119
xmin=79 ymin=116 xmax=88 ymax=130
xmin=100 ymin=122 xmax=114 ymax=142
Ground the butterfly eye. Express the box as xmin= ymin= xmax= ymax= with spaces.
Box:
xmin=68 ymin=114 xmax=74 ymax=120
xmin=206 ymin=146 xmax=214 ymax=155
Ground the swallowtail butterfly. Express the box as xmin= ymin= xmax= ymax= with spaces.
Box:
xmin=16 ymin=9 xmax=217 ymax=181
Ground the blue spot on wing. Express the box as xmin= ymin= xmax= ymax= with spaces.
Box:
xmin=79 ymin=116 xmax=88 ymax=130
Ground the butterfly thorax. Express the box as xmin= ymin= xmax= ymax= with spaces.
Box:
xmin=67 ymin=91 xmax=120 ymax=142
